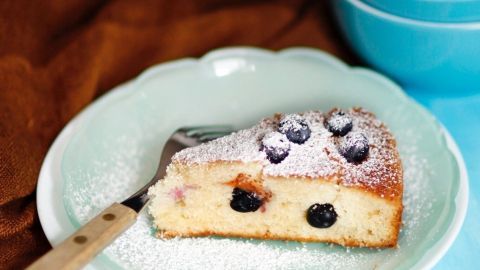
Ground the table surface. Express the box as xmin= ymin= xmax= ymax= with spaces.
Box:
xmin=406 ymin=89 xmax=479 ymax=270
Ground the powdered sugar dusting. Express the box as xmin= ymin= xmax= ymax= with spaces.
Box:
xmin=65 ymin=111 xmax=435 ymax=270
xmin=279 ymin=114 xmax=308 ymax=133
xmin=173 ymin=109 xmax=401 ymax=197
xmin=173 ymin=118 xmax=274 ymax=164
xmin=264 ymin=113 xmax=338 ymax=178
xmin=339 ymin=132 xmax=368 ymax=155
xmin=333 ymin=110 xmax=402 ymax=197
xmin=65 ymin=135 xmax=153 ymax=223
xmin=326 ymin=112 xmax=352 ymax=133
xmin=105 ymin=214 xmax=373 ymax=270
xmin=98 ymin=129 xmax=432 ymax=270
xmin=262 ymin=132 xmax=290 ymax=152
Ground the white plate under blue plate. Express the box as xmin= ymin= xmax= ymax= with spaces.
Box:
xmin=37 ymin=47 xmax=468 ymax=270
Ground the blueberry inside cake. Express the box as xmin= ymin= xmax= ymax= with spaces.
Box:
xmin=148 ymin=108 xmax=403 ymax=248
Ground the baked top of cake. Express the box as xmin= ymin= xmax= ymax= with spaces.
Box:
xmin=172 ymin=108 xmax=402 ymax=200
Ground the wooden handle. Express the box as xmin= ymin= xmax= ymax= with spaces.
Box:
xmin=28 ymin=203 xmax=137 ymax=270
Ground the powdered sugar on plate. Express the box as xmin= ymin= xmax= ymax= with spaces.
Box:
xmin=100 ymin=133 xmax=431 ymax=270
xmin=66 ymin=110 xmax=433 ymax=270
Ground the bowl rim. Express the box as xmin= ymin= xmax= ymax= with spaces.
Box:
xmin=360 ymin=0 xmax=480 ymax=23
xmin=346 ymin=0 xmax=480 ymax=28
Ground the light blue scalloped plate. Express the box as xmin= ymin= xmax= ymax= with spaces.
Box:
xmin=37 ymin=47 xmax=468 ymax=270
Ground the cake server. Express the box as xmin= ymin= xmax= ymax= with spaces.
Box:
xmin=28 ymin=125 xmax=234 ymax=270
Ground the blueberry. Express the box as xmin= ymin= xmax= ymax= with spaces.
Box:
xmin=339 ymin=132 xmax=369 ymax=163
xmin=306 ymin=203 xmax=337 ymax=228
xmin=278 ymin=114 xmax=311 ymax=144
xmin=325 ymin=110 xmax=352 ymax=136
xmin=230 ymin=188 xmax=262 ymax=212
xmin=261 ymin=132 xmax=290 ymax=164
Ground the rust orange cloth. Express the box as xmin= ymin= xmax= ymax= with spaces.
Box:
xmin=0 ymin=0 xmax=358 ymax=268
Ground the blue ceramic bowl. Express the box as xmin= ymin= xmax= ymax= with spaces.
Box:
xmin=333 ymin=0 xmax=480 ymax=93
xmin=362 ymin=0 xmax=480 ymax=22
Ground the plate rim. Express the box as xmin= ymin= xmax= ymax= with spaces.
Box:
xmin=36 ymin=47 xmax=469 ymax=270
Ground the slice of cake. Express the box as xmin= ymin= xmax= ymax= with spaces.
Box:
xmin=148 ymin=108 xmax=403 ymax=247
